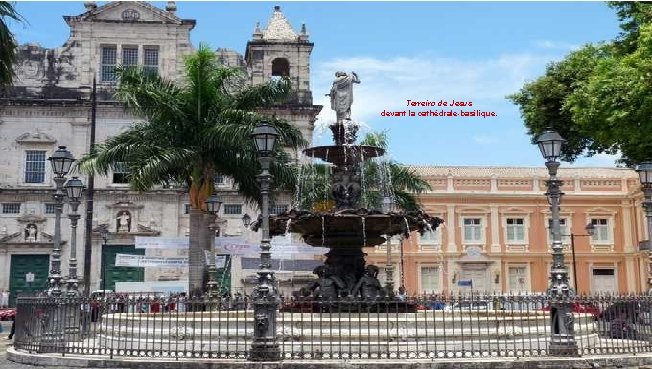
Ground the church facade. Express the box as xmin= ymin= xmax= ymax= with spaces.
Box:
xmin=0 ymin=1 xmax=321 ymax=303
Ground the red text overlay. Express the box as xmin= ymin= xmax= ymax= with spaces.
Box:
xmin=380 ymin=99 xmax=498 ymax=118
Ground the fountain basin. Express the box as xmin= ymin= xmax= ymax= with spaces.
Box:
xmin=267 ymin=209 xmax=444 ymax=247
xmin=304 ymin=145 xmax=385 ymax=166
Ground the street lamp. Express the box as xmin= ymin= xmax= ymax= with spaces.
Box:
xmin=559 ymin=222 xmax=595 ymax=294
xmin=64 ymin=176 xmax=84 ymax=296
xmin=47 ymin=146 xmax=75 ymax=297
xmin=635 ymin=162 xmax=652 ymax=291
xmin=100 ymin=228 xmax=109 ymax=292
xmin=537 ymin=129 xmax=577 ymax=356
xmin=242 ymin=213 xmax=252 ymax=228
xmin=249 ymin=122 xmax=281 ymax=362
xmin=205 ymin=194 xmax=223 ymax=298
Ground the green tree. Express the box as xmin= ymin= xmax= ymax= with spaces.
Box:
xmin=507 ymin=44 xmax=610 ymax=162
xmin=298 ymin=131 xmax=431 ymax=211
xmin=508 ymin=2 xmax=652 ymax=166
xmin=0 ymin=1 xmax=23 ymax=86
xmin=566 ymin=23 xmax=652 ymax=166
xmin=78 ymin=45 xmax=306 ymax=295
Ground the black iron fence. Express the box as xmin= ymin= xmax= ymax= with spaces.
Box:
xmin=13 ymin=293 xmax=652 ymax=360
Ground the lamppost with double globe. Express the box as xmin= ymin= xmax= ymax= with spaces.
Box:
xmin=536 ymin=129 xmax=577 ymax=356
xmin=64 ymin=176 xmax=85 ymax=296
xmin=47 ymin=146 xmax=76 ymax=297
xmin=635 ymin=162 xmax=652 ymax=291
xmin=205 ymin=194 xmax=223 ymax=298
xmin=248 ymin=123 xmax=281 ymax=362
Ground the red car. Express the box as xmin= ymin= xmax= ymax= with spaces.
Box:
xmin=0 ymin=309 xmax=15 ymax=320
xmin=542 ymin=303 xmax=600 ymax=320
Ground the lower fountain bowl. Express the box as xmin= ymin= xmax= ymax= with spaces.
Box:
xmin=266 ymin=209 xmax=444 ymax=248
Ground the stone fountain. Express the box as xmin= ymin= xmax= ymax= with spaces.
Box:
xmin=259 ymin=71 xmax=444 ymax=307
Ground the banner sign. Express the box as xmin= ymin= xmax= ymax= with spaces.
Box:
xmin=136 ymin=236 xmax=328 ymax=259
xmin=135 ymin=237 xmax=188 ymax=249
xmin=115 ymin=254 xmax=188 ymax=268
xmin=457 ymin=279 xmax=473 ymax=287
xmin=203 ymin=250 xmax=229 ymax=268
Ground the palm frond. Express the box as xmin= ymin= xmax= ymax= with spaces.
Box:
xmin=0 ymin=1 xmax=23 ymax=86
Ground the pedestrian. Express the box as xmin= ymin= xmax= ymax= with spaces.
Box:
xmin=7 ymin=316 xmax=15 ymax=340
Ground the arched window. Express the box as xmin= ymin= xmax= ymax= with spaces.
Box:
xmin=271 ymin=58 xmax=290 ymax=78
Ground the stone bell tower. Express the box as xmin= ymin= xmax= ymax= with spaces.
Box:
xmin=245 ymin=5 xmax=321 ymax=146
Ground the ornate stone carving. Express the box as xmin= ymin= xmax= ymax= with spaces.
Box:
xmin=15 ymin=131 xmax=56 ymax=144
xmin=24 ymin=224 xmax=38 ymax=242
xmin=17 ymin=214 xmax=47 ymax=224
xmin=121 ymin=9 xmax=140 ymax=21
xmin=116 ymin=211 xmax=131 ymax=233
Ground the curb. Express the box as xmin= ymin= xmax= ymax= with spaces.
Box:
xmin=7 ymin=347 xmax=652 ymax=369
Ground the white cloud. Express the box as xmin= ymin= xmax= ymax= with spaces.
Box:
xmin=534 ymin=40 xmax=580 ymax=51
xmin=312 ymin=52 xmax=556 ymax=134
xmin=472 ymin=135 xmax=496 ymax=145
xmin=569 ymin=152 xmax=623 ymax=167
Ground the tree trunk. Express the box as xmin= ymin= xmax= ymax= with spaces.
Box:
xmin=188 ymin=208 xmax=207 ymax=296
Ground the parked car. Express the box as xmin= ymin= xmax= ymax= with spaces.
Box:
xmin=444 ymin=300 xmax=491 ymax=311
xmin=0 ymin=309 xmax=15 ymax=321
xmin=541 ymin=303 xmax=601 ymax=320
xmin=598 ymin=301 xmax=641 ymax=322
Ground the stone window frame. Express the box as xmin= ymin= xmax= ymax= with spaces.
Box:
xmin=585 ymin=208 xmax=617 ymax=247
xmin=590 ymin=218 xmax=612 ymax=245
xmin=100 ymin=44 xmax=118 ymax=82
xmin=143 ymin=45 xmax=160 ymax=75
xmin=541 ymin=208 xmax=575 ymax=247
xmin=23 ymin=149 xmax=47 ymax=184
xmin=271 ymin=57 xmax=290 ymax=78
xmin=111 ymin=162 xmax=130 ymax=185
xmin=223 ymin=204 xmax=243 ymax=216
xmin=44 ymin=203 xmax=57 ymax=216
xmin=1 ymin=203 xmax=21 ymax=215
xmin=181 ymin=203 xmax=190 ymax=216
xmin=100 ymin=44 xmax=161 ymax=83
xmin=418 ymin=264 xmax=442 ymax=294
xmin=461 ymin=216 xmax=486 ymax=245
xmin=121 ymin=45 xmax=139 ymax=68
xmin=504 ymin=216 xmax=528 ymax=245
xmin=589 ymin=264 xmax=618 ymax=294
xmin=506 ymin=264 xmax=531 ymax=292
xmin=270 ymin=204 xmax=289 ymax=215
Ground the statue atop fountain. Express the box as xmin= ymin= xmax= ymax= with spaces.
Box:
xmin=255 ymin=71 xmax=443 ymax=311
xmin=326 ymin=71 xmax=360 ymax=123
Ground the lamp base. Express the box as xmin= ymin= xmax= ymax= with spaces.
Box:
xmin=548 ymin=336 xmax=578 ymax=356
xmin=248 ymin=341 xmax=281 ymax=361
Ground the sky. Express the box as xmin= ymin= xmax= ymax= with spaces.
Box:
xmin=9 ymin=1 xmax=624 ymax=167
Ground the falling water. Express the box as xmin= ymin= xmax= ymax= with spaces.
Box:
xmin=361 ymin=216 xmax=367 ymax=247
xmin=321 ymin=216 xmax=326 ymax=247
xmin=403 ymin=217 xmax=410 ymax=236
xmin=309 ymin=152 xmax=317 ymax=209
xmin=324 ymin=148 xmax=330 ymax=205
xmin=294 ymin=160 xmax=304 ymax=210
xmin=285 ymin=219 xmax=292 ymax=236
xmin=360 ymin=149 xmax=366 ymax=208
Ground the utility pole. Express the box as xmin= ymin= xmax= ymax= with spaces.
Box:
xmin=82 ymin=77 xmax=97 ymax=296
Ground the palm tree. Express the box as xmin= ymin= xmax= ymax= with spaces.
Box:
xmin=78 ymin=45 xmax=307 ymax=296
xmin=297 ymin=131 xmax=431 ymax=211
xmin=0 ymin=1 xmax=23 ymax=86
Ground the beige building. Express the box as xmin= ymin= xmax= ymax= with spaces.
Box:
xmin=0 ymin=1 xmax=320 ymax=304
xmin=367 ymin=166 xmax=649 ymax=295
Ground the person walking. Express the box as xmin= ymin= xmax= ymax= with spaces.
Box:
xmin=7 ymin=316 xmax=15 ymax=340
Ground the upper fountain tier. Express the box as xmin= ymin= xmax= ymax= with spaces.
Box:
xmin=304 ymin=121 xmax=385 ymax=166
